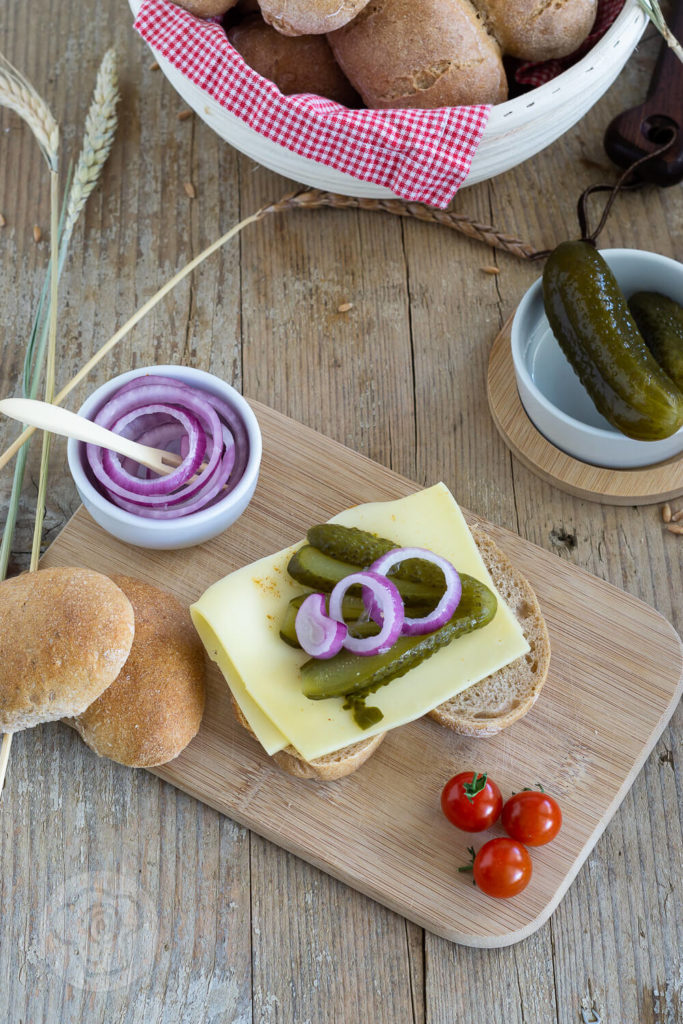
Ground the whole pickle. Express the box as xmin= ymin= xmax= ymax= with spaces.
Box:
xmin=628 ymin=291 xmax=683 ymax=391
xmin=542 ymin=241 xmax=683 ymax=441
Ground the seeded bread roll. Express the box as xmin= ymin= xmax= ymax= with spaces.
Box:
xmin=72 ymin=577 xmax=206 ymax=768
xmin=328 ymin=0 xmax=507 ymax=110
xmin=429 ymin=528 xmax=550 ymax=736
xmin=0 ymin=567 xmax=135 ymax=732
xmin=228 ymin=15 xmax=361 ymax=104
xmin=475 ymin=0 xmax=598 ymax=62
xmin=258 ymin=0 xmax=372 ymax=36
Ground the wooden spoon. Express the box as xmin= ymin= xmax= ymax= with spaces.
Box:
xmin=0 ymin=397 xmax=185 ymax=476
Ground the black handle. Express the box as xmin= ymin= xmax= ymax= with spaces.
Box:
xmin=604 ymin=1 xmax=683 ymax=186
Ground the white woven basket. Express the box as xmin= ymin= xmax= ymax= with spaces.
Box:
xmin=129 ymin=0 xmax=647 ymax=196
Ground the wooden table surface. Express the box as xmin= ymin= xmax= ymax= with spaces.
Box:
xmin=0 ymin=2 xmax=681 ymax=1022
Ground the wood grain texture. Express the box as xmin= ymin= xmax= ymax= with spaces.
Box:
xmin=487 ymin=317 xmax=683 ymax=505
xmin=0 ymin=0 xmax=681 ymax=1019
xmin=39 ymin=404 xmax=683 ymax=946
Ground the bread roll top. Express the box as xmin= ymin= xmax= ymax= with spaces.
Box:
xmin=328 ymin=0 xmax=507 ymax=109
xmin=73 ymin=576 xmax=206 ymax=768
xmin=0 ymin=567 xmax=135 ymax=732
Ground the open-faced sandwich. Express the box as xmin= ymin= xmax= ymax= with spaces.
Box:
xmin=190 ymin=483 xmax=550 ymax=780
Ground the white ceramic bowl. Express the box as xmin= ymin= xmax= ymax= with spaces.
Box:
xmin=67 ymin=365 xmax=262 ymax=549
xmin=129 ymin=0 xmax=647 ymax=196
xmin=511 ymin=249 xmax=683 ymax=469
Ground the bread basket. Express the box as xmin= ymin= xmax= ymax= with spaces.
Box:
xmin=129 ymin=0 xmax=647 ymax=199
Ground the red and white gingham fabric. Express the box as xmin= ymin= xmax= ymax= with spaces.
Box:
xmin=135 ymin=0 xmax=490 ymax=208
xmin=135 ymin=0 xmax=624 ymax=208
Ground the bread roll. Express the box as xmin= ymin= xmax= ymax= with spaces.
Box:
xmin=0 ymin=567 xmax=135 ymax=732
xmin=258 ymin=0 xmax=371 ymax=37
xmin=429 ymin=528 xmax=551 ymax=736
xmin=73 ymin=577 xmax=206 ymax=768
xmin=476 ymin=0 xmax=598 ymax=62
xmin=228 ymin=15 xmax=360 ymax=104
xmin=328 ymin=0 xmax=507 ymax=109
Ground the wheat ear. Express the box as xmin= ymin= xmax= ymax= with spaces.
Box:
xmin=0 ymin=53 xmax=58 ymax=170
xmin=637 ymin=0 xmax=683 ymax=63
xmin=63 ymin=48 xmax=119 ymax=240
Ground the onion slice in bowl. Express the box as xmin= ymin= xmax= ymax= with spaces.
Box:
xmin=295 ymin=593 xmax=347 ymax=659
xmin=328 ymin=570 xmax=404 ymax=655
xmin=84 ymin=377 xmax=248 ymax=519
xmin=369 ymin=547 xmax=462 ymax=635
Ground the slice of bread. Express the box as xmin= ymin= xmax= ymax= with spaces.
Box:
xmin=229 ymin=690 xmax=384 ymax=781
xmin=428 ymin=528 xmax=550 ymax=736
xmin=229 ymin=526 xmax=549 ymax=774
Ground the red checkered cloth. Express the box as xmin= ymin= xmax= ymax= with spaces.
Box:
xmin=515 ymin=0 xmax=625 ymax=87
xmin=134 ymin=0 xmax=490 ymax=208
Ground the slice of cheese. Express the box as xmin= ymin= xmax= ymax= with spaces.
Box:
xmin=191 ymin=483 xmax=529 ymax=761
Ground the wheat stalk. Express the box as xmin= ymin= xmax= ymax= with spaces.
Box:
xmin=0 ymin=53 xmax=59 ymax=170
xmin=63 ymin=48 xmax=119 ymax=240
xmin=637 ymin=0 xmax=683 ymax=62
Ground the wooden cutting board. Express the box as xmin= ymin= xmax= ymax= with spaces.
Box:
xmin=41 ymin=402 xmax=683 ymax=948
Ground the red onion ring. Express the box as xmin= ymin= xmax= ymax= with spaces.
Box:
xmin=84 ymin=376 xmax=248 ymax=519
xmin=369 ymin=547 xmax=462 ymax=635
xmin=295 ymin=593 xmax=347 ymax=659
xmin=328 ymin=570 xmax=404 ymax=655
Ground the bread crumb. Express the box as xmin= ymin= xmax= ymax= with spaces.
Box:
xmin=481 ymin=265 xmax=500 ymax=275
xmin=177 ymin=109 xmax=193 ymax=121
xmin=149 ymin=60 xmax=160 ymax=70
xmin=337 ymin=302 xmax=353 ymax=313
xmin=33 ymin=225 xmax=42 ymax=243
xmin=183 ymin=181 xmax=196 ymax=199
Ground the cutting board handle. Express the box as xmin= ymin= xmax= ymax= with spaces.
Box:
xmin=604 ymin=1 xmax=683 ymax=186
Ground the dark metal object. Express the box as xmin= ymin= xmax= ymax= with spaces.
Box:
xmin=604 ymin=2 xmax=683 ymax=185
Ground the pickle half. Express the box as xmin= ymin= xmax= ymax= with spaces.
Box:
xmin=628 ymin=291 xmax=683 ymax=391
xmin=300 ymin=574 xmax=497 ymax=700
xmin=542 ymin=241 xmax=683 ymax=441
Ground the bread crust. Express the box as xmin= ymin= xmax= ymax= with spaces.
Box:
xmin=428 ymin=528 xmax=551 ymax=736
xmin=0 ymin=567 xmax=135 ymax=732
xmin=229 ymin=690 xmax=384 ymax=780
xmin=328 ymin=0 xmax=507 ymax=109
xmin=169 ymin=0 xmax=239 ymax=17
xmin=73 ymin=576 xmax=206 ymax=768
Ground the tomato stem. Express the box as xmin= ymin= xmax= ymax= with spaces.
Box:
xmin=463 ymin=772 xmax=488 ymax=803
xmin=458 ymin=846 xmax=477 ymax=882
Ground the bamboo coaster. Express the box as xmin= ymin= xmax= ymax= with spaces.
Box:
xmin=487 ymin=316 xmax=683 ymax=506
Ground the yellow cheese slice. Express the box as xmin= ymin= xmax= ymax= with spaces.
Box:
xmin=191 ymin=483 xmax=530 ymax=761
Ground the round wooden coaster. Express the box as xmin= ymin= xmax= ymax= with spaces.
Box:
xmin=487 ymin=316 xmax=683 ymax=506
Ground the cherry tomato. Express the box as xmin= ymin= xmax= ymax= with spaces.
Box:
xmin=471 ymin=838 xmax=532 ymax=898
xmin=502 ymin=790 xmax=562 ymax=846
xmin=441 ymin=771 xmax=502 ymax=832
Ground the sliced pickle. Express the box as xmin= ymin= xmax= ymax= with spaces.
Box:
xmin=306 ymin=523 xmax=445 ymax=587
xmin=300 ymin=574 xmax=497 ymax=700
xmin=279 ymin=593 xmax=380 ymax=648
xmin=287 ymin=545 xmax=441 ymax=606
